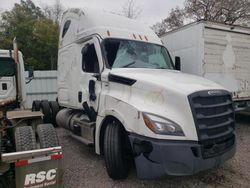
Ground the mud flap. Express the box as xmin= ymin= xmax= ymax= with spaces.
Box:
xmin=15 ymin=157 xmax=62 ymax=188
xmin=2 ymin=147 xmax=63 ymax=188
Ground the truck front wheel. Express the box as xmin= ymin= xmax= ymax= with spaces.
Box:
xmin=104 ymin=121 xmax=130 ymax=180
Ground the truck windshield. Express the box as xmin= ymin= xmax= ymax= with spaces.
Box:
xmin=0 ymin=57 xmax=16 ymax=77
xmin=103 ymin=39 xmax=174 ymax=69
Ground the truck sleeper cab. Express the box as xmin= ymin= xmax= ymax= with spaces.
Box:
xmin=57 ymin=8 xmax=236 ymax=179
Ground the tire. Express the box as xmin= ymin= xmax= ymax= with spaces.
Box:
xmin=104 ymin=121 xmax=130 ymax=180
xmin=0 ymin=175 xmax=9 ymax=188
xmin=37 ymin=124 xmax=59 ymax=148
xmin=15 ymin=126 xmax=37 ymax=151
xmin=0 ymin=172 xmax=14 ymax=188
xmin=49 ymin=101 xmax=60 ymax=127
xmin=40 ymin=101 xmax=51 ymax=123
xmin=32 ymin=100 xmax=41 ymax=111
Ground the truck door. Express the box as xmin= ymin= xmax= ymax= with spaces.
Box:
xmin=0 ymin=57 xmax=17 ymax=104
xmin=77 ymin=38 xmax=103 ymax=112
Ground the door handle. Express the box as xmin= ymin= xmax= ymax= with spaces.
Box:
xmin=78 ymin=91 xmax=82 ymax=103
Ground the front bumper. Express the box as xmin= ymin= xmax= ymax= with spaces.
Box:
xmin=129 ymin=134 xmax=236 ymax=179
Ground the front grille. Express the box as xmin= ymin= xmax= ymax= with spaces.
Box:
xmin=188 ymin=90 xmax=235 ymax=159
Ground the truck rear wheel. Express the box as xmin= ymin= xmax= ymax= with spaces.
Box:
xmin=15 ymin=126 xmax=37 ymax=151
xmin=32 ymin=100 xmax=41 ymax=111
xmin=40 ymin=101 xmax=51 ymax=123
xmin=104 ymin=121 xmax=129 ymax=180
xmin=0 ymin=175 xmax=9 ymax=188
xmin=0 ymin=171 xmax=14 ymax=188
xmin=49 ymin=101 xmax=60 ymax=127
xmin=37 ymin=124 xmax=59 ymax=148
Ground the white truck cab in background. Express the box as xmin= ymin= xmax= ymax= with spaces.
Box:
xmin=161 ymin=21 xmax=250 ymax=111
xmin=57 ymin=9 xmax=236 ymax=179
xmin=0 ymin=50 xmax=27 ymax=109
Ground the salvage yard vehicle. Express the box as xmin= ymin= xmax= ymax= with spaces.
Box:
xmin=161 ymin=21 xmax=250 ymax=111
xmin=0 ymin=41 xmax=62 ymax=188
xmin=56 ymin=8 xmax=236 ymax=180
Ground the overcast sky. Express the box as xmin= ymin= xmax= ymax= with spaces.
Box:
xmin=0 ymin=0 xmax=185 ymax=25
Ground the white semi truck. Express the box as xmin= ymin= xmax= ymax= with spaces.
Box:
xmin=56 ymin=9 xmax=236 ymax=180
xmin=0 ymin=41 xmax=62 ymax=188
xmin=161 ymin=21 xmax=250 ymax=111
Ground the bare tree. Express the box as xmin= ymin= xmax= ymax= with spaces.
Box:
xmin=42 ymin=0 xmax=64 ymax=24
xmin=152 ymin=0 xmax=250 ymax=35
xmin=164 ymin=7 xmax=185 ymax=30
xmin=185 ymin=0 xmax=250 ymax=25
xmin=122 ymin=0 xmax=141 ymax=19
xmin=152 ymin=7 xmax=184 ymax=36
xmin=151 ymin=22 xmax=167 ymax=36
xmin=53 ymin=0 xmax=64 ymax=24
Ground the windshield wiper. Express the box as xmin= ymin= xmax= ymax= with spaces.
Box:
xmin=122 ymin=61 xmax=135 ymax=68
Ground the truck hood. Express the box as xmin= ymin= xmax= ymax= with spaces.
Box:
xmin=110 ymin=68 xmax=225 ymax=95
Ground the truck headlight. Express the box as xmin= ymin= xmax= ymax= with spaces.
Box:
xmin=142 ymin=112 xmax=185 ymax=136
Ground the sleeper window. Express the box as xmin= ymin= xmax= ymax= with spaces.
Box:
xmin=62 ymin=20 xmax=71 ymax=38
xmin=81 ymin=44 xmax=100 ymax=73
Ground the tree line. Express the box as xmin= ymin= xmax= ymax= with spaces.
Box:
xmin=152 ymin=0 xmax=250 ymax=36
xmin=0 ymin=0 xmax=64 ymax=70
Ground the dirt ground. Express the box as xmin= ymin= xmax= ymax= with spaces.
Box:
xmin=57 ymin=112 xmax=250 ymax=188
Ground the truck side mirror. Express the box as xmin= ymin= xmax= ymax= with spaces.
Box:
xmin=28 ymin=66 xmax=34 ymax=78
xmin=26 ymin=66 xmax=34 ymax=84
xmin=175 ymin=56 xmax=181 ymax=71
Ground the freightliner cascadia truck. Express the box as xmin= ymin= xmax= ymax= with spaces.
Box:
xmin=56 ymin=8 xmax=236 ymax=180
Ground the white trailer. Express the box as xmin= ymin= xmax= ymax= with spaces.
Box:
xmin=56 ymin=9 xmax=236 ymax=180
xmin=160 ymin=21 xmax=250 ymax=111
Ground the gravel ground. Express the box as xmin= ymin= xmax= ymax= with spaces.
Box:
xmin=57 ymin=112 xmax=250 ymax=188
